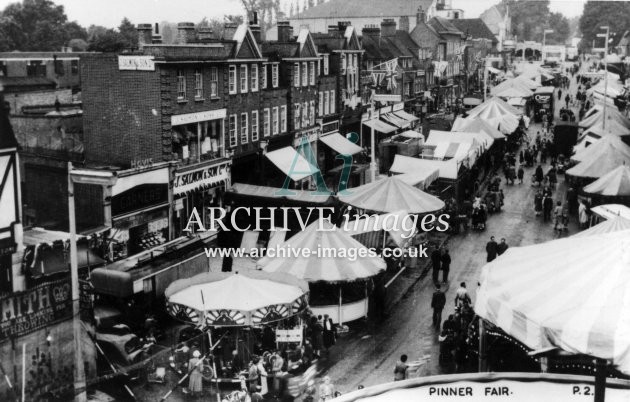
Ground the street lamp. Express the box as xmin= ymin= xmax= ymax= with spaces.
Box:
xmin=598 ymin=26 xmax=610 ymax=130
xmin=542 ymin=29 xmax=554 ymax=62
xmin=67 ymin=163 xmax=117 ymax=402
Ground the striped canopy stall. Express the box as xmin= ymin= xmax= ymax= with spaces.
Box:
xmin=566 ymin=139 xmax=630 ymax=179
xmin=475 ymin=231 xmax=630 ymax=375
xmin=165 ymin=270 xmax=309 ymax=327
xmin=582 ymin=166 xmax=630 ymax=197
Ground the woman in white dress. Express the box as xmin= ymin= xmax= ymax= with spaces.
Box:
xmin=256 ymin=356 xmax=268 ymax=396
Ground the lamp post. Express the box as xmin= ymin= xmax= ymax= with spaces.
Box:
xmin=67 ymin=163 xmax=117 ymax=402
xmin=598 ymin=26 xmax=610 ymax=130
xmin=542 ymin=29 xmax=554 ymax=62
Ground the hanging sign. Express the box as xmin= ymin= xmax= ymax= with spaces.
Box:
xmin=173 ymin=160 xmax=231 ymax=196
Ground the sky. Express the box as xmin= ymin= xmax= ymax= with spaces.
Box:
xmin=0 ymin=0 xmax=592 ymax=28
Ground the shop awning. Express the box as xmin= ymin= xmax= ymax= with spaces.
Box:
xmin=112 ymin=166 xmax=169 ymax=197
xmin=381 ymin=113 xmax=410 ymax=129
xmin=398 ymin=130 xmax=424 ymax=139
xmin=265 ymin=147 xmax=319 ymax=182
xmin=393 ymin=110 xmax=419 ymax=123
xmin=91 ymin=268 xmax=134 ymax=298
xmin=320 ymin=132 xmax=363 ymax=155
xmin=389 ymin=154 xmax=439 ymax=189
xmin=362 ymin=119 xmax=397 ymax=134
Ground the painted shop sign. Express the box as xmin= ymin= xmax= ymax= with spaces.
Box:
xmin=0 ymin=279 xmax=72 ymax=342
xmin=173 ymin=160 xmax=231 ymax=195
xmin=118 ymin=56 xmax=155 ymax=71
xmin=171 ymin=109 xmax=227 ymax=126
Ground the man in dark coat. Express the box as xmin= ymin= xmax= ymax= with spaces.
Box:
xmin=431 ymin=247 xmax=442 ymax=284
xmin=535 ymin=165 xmax=544 ymax=185
xmin=431 ymin=284 xmax=447 ymax=330
xmin=497 ymin=238 xmax=509 ymax=255
xmin=486 ymin=236 xmax=498 ymax=262
xmin=543 ymin=195 xmax=554 ymax=221
xmin=441 ymin=249 xmax=451 ymax=283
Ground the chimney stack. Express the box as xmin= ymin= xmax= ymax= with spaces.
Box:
xmin=177 ymin=22 xmax=196 ymax=44
xmin=327 ymin=25 xmax=339 ymax=37
xmin=380 ymin=19 xmax=397 ymax=37
xmin=362 ymin=25 xmax=381 ymax=39
xmin=223 ymin=23 xmax=238 ymax=40
xmin=137 ymin=23 xmax=152 ymax=49
xmin=337 ymin=21 xmax=351 ymax=34
xmin=151 ymin=22 xmax=162 ymax=44
xmin=277 ymin=21 xmax=294 ymax=42
xmin=417 ymin=6 xmax=427 ymax=24
xmin=399 ymin=16 xmax=409 ymax=32
xmin=250 ymin=11 xmax=262 ymax=42
xmin=197 ymin=27 xmax=214 ymax=42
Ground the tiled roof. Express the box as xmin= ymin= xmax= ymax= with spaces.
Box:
xmin=428 ymin=17 xmax=463 ymax=35
xmin=311 ymin=34 xmax=346 ymax=52
xmin=450 ymin=19 xmax=497 ymax=43
xmin=294 ymin=0 xmax=433 ymax=19
xmin=361 ymin=31 xmax=418 ymax=61
xmin=261 ymin=42 xmax=300 ymax=58
xmin=0 ymin=51 xmax=92 ymax=59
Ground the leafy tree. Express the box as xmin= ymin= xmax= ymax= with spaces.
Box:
xmin=87 ymin=28 xmax=127 ymax=52
xmin=498 ymin=0 xmax=550 ymax=42
xmin=118 ymin=18 xmax=138 ymax=49
xmin=546 ymin=12 xmax=570 ymax=44
xmin=67 ymin=38 xmax=88 ymax=51
xmin=579 ymin=1 xmax=630 ymax=52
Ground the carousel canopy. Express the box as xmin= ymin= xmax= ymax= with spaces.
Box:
xmin=572 ymin=134 xmax=630 ymax=163
xmin=165 ymin=270 xmax=309 ymax=327
xmin=465 ymin=97 xmax=521 ymax=133
xmin=567 ymin=139 xmax=630 ymax=179
xmin=492 ymin=82 xmax=533 ymax=98
xmin=257 ymin=219 xmax=386 ymax=283
xmin=452 ymin=117 xmax=505 ymax=140
xmin=582 ymin=165 xmax=630 ymax=196
xmin=475 ymin=230 xmax=630 ymax=375
xmin=573 ymin=216 xmax=630 ymax=238
xmin=337 ymin=176 xmax=445 ymax=214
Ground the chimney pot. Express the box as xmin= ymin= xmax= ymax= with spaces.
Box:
xmin=197 ymin=27 xmax=214 ymax=42
xmin=137 ymin=23 xmax=153 ymax=49
xmin=277 ymin=20 xmax=294 ymax=42
xmin=380 ymin=19 xmax=397 ymax=37
xmin=177 ymin=22 xmax=196 ymax=44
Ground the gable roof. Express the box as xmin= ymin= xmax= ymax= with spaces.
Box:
xmin=233 ymin=24 xmax=263 ymax=59
xmin=450 ymin=18 xmax=497 ymax=43
xmin=312 ymin=25 xmax=361 ymax=53
xmin=293 ymin=0 xmax=434 ymax=19
xmin=361 ymin=31 xmax=419 ymax=61
xmin=428 ymin=17 xmax=464 ymax=36
xmin=296 ymin=29 xmax=319 ymax=57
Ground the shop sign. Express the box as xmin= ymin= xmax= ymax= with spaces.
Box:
xmin=171 ymin=109 xmax=227 ymax=126
xmin=0 ymin=279 xmax=72 ymax=342
xmin=534 ymin=94 xmax=551 ymax=104
xmin=173 ymin=160 xmax=231 ymax=196
xmin=112 ymin=184 xmax=168 ymax=217
xmin=118 ymin=56 xmax=155 ymax=71
xmin=292 ymin=130 xmax=319 ymax=147
xmin=130 ymin=158 xmax=153 ymax=169
xmin=373 ymin=94 xmax=402 ymax=103
xmin=276 ymin=328 xmax=303 ymax=343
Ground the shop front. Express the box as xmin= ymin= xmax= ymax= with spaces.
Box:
xmin=172 ymin=158 xmax=232 ymax=236
xmin=170 ymin=109 xmax=226 ymax=164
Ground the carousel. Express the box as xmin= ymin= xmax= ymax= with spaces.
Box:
xmin=165 ymin=269 xmax=309 ymax=382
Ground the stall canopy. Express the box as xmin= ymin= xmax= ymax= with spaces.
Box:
xmin=320 ymin=132 xmax=363 ymax=155
xmin=393 ymin=157 xmax=459 ymax=180
xmin=338 ymin=176 xmax=445 ymax=214
xmin=257 ymin=219 xmax=386 ymax=283
xmin=397 ymin=130 xmax=424 ymax=139
xmin=566 ymin=144 xmax=630 ymax=179
xmin=389 ymin=154 xmax=440 ymax=189
xmin=572 ymin=216 xmax=630 ymax=238
xmin=265 ymin=146 xmax=319 ymax=181
xmin=590 ymin=204 xmax=630 ymax=221
xmin=427 ymin=130 xmax=494 ymax=151
xmin=579 ymin=107 xmax=630 ymax=129
xmin=342 ymin=210 xmax=416 ymax=247
xmin=583 ymin=165 xmax=630 ymax=196
xmin=363 ymin=118 xmax=397 ymax=134
xmin=380 ymin=112 xmax=410 ymax=129
xmin=572 ymin=134 xmax=630 ymax=163
xmin=494 ymin=86 xmax=532 ymax=98
xmin=580 ymin=121 xmax=630 ymax=140
xmin=229 ymin=182 xmax=333 ymax=204
xmin=393 ymin=110 xmax=419 ymax=124
xmin=165 ymin=270 xmax=309 ymax=327
xmin=464 ymin=97 xmax=521 ymax=133
xmin=475 ymin=230 xmax=630 ymax=375
xmin=452 ymin=117 xmax=505 ymax=140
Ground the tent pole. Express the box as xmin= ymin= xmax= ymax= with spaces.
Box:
xmin=478 ymin=317 xmax=487 ymax=372
xmin=209 ymin=330 xmax=220 ymax=402
xmin=594 ymin=359 xmax=606 ymax=402
xmin=338 ymin=287 xmax=343 ymax=327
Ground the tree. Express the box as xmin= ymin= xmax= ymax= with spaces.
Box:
xmin=67 ymin=38 xmax=88 ymax=51
xmin=499 ymin=0 xmax=551 ymax=42
xmin=579 ymin=1 xmax=630 ymax=52
xmin=87 ymin=29 xmax=127 ymax=52
xmin=546 ymin=12 xmax=570 ymax=44
xmin=118 ymin=18 xmax=138 ymax=49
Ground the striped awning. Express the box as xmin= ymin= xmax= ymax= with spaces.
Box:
xmin=475 ymin=230 xmax=630 ymax=375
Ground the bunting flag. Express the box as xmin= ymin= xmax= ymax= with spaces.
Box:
xmin=384 ymin=58 xmax=398 ymax=90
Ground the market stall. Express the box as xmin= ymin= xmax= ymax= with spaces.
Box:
xmin=571 ymin=134 xmax=630 ymax=163
xmin=566 ymin=137 xmax=630 ymax=183
xmin=572 ymin=216 xmax=630 ymax=238
xmin=388 ymin=154 xmax=440 ymax=190
xmin=165 ymin=270 xmax=309 ymax=381
xmin=257 ymin=219 xmax=386 ymax=325
xmin=582 ymin=165 xmax=630 ymax=206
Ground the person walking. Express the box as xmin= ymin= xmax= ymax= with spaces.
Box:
xmin=535 ymin=165 xmax=544 ymax=186
xmin=553 ymin=201 xmax=564 ymax=230
xmin=565 ymin=93 xmax=570 ymax=108
xmin=188 ymin=350 xmax=204 ymax=397
xmin=431 ymin=246 xmax=442 ymax=284
xmin=534 ymin=190 xmax=543 ymax=216
xmin=543 ymin=195 xmax=553 ymax=222
xmin=441 ymin=249 xmax=451 ymax=283
xmin=497 ymin=238 xmax=509 ymax=255
xmin=323 ymin=315 xmax=336 ymax=352
xmin=578 ymin=200 xmax=589 ymax=229
xmin=517 ymin=166 xmax=524 ymax=184
xmin=486 ymin=236 xmax=498 ymax=262
xmin=394 ymin=355 xmax=409 ymax=381
xmin=431 ymin=285 xmax=447 ymax=330
xmin=455 ymin=282 xmax=471 ymax=308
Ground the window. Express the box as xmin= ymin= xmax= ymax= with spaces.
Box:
xmin=280 ymin=105 xmax=287 ymax=133
xmin=302 ymin=101 xmax=308 ymax=126
xmin=323 ymin=92 xmax=329 ymax=115
xmin=330 ymin=90 xmax=335 ymax=114
xmin=194 ymin=70 xmax=203 ymax=98
xmin=177 ymin=69 xmax=186 ymax=100
xmin=294 ymin=63 xmax=300 ymax=87
xmin=301 ymin=62 xmax=308 ymax=86
xmin=261 ymin=65 xmax=267 ymax=89
xmin=341 ymin=54 xmax=346 ymax=74
xmin=310 ymin=101 xmax=315 ymax=124
xmin=263 ymin=108 xmax=271 ymax=137
xmin=272 ymin=65 xmax=279 ymax=88
xmin=294 ymin=103 xmax=301 ymax=129
xmin=229 ymin=65 xmax=237 ymax=94
xmin=251 ymin=64 xmax=258 ymax=92
xmin=71 ymin=60 xmax=79 ymax=75
xmin=240 ymin=65 xmax=248 ymax=93
xmin=251 ymin=111 xmax=259 ymax=141
xmin=323 ymin=55 xmax=329 ymax=75
xmin=309 ymin=61 xmax=315 ymax=85
xmin=240 ymin=113 xmax=248 ymax=143
xmin=26 ymin=60 xmax=46 ymax=77
xmin=319 ymin=92 xmax=324 ymax=116
xmin=54 ymin=59 xmax=64 ymax=75
xmin=353 ymin=54 xmax=358 ymax=69
xmin=210 ymin=67 xmax=218 ymax=97
xmin=229 ymin=115 xmax=237 ymax=147
xmin=272 ymin=106 xmax=279 ymax=135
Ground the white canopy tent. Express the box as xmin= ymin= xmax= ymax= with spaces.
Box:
xmin=389 ymin=154 xmax=440 ymax=189
xmin=566 ymin=140 xmax=630 ymax=179
xmin=452 ymin=117 xmax=505 ymax=140
xmin=571 ymin=134 xmax=630 ymax=163
xmin=582 ymin=165 xmax=630 ymax=197
xmin=579 ymin=106 xmax=630 ymax=129
xmin=427 ymin=129 xmax=494 ymax=151
xmin=572 ymin=216 xmax=630 ymax=238
xmin=580 ymin=121 xmax=630 ymax=141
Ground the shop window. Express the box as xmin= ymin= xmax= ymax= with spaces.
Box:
xmin=229 ymin=65 xmax=237 ymax=94
xmin=240 ymin=65 xmax=248 ymax=93
xmin=251 ymin=64 xmax=258 ymax=92
xmin=330 ymin=90 xmax=335 ymax=114
xmin=309 ymin=61 xmax=315 ymax=85
xmin=323 ymin=92 xmax=329 ymax=115
xmin=261 ymin=65 xmax=267 ymax=89
xmin=301 ymin=61 xmax=308 ymax=86
xmin=272 ymin=64 xmax=279 ymax=87
xmin=263 ymin=108 xmax=270 ymax=137
xmin=319 ymin=92 xmax=324 ymax=116
xmin=280 ymin=105 xmax=287 ymax=133
xmin=229 ymin=114 xmax=237 ymax=147
xmin=323 ymin=55 xmax=329 ymax=75
xmin=177 ymin=69 xmax=186 ymax=100
xmin=210 ymin=67 xmax=218 ymax=97
xmin=71 ymin=59 xmax=79 ymax=75
xmin=172 ymin=120 xmax=224 ymax=162
xmin=240 ymin=113 xmax=248 ymax=144
xmin=194 ymin=70 xmax=203 ymax=99
xmin=294 ymin=63 xmax=300 ymax=87
xmin=272 ymin=106 xmax=279 ymax=135
xmin=294 ymin=103 xmax=301 ymax=129
xmin=252 ymin=110 xmax=259 ymax=141
xmin=302 ymin=101 xmax=308 ymax=127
